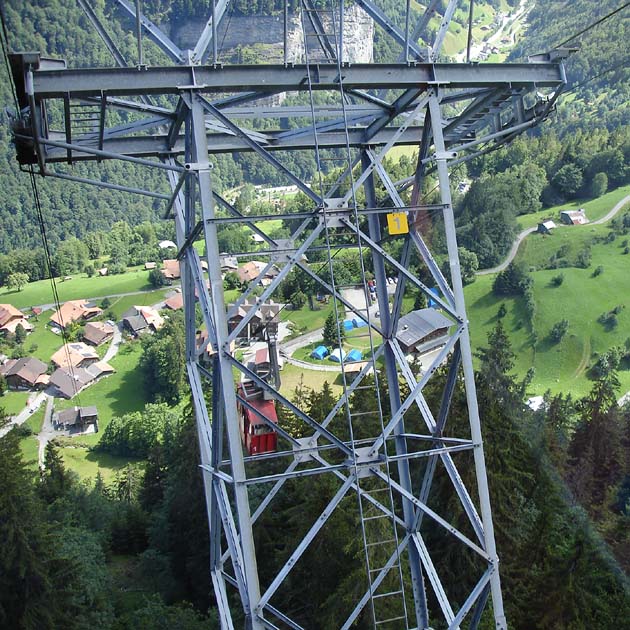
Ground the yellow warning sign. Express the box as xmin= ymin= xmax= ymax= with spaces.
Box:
xmin=386 ymin=212 xmax=409 ymax=235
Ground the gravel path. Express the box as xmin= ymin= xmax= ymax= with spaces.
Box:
xmin=477 ymin=194 xmax=630 ymax=276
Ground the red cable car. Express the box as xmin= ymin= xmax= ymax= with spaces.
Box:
xmin=236 ymin=383 xmax=278 ymax=455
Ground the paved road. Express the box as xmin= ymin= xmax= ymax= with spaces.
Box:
xmin=477 ymin=194 xmax=630 ymax=276
xmin=0 ymin=389 xmax=49 ymax=439
xmin=102 ymin=322 xmax=123 ymax=363
xmin=37 ymin=395 xmax=58 ymax=470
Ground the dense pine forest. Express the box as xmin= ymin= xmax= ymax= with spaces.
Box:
xmin=2 ymin=1 xmax=630 ymax=629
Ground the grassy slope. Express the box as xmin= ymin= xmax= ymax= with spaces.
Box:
xmin=516 ymin=185 xmax=630 ymax=230
xmin=0 ymin=268 xmax=154 ymax=310
xmin=51 ymin=341 xmax=149 ymax=480
xmin=466 ymin=218 xmax=630 ymax=398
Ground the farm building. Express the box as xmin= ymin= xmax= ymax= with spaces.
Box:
xmin=537 ymin=220 xmax=556 ymax=234
xmin=396 ymin=308 xmax=453 ymax=355
xmin=311 ymin=345 xmax=329 ymax=360
xmin=560 ymin=209 xmax=588 ymax=225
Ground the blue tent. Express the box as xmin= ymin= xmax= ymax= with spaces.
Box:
xmin=428 ymin=287 xmax=441 ymax=308
xmin=328 ymin=348 xmax=346 ymax=362
xmin=352 ymin=318 xmax=368 ymax=328
xmin=310 ymin=345 xmax=329 ymax=360
xmin=343 ymin=319 xmax=354 ymax=331
xmin=346 ymin=349 xmax=363 ymax=362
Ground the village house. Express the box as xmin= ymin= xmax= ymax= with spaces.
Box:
xmin=54 ymin=406 xmax=99 ymax=432
xmin=49 ymin=300 xmax=102 ymax=330
xmin=0 ymin=357 xmax=48 ymax=390
xmin=121 ymin=305 xmax=164 ymax=337
xmin=0 ymin=303 xmax=33 ymax=335
xmin=236 ymin=261 xmax=279 ymax=287
xmin=164 ymin=292 xmax=184 ymax=310
xmin=49 ymin=361 xmax=114 ymax=399
xmin=396 ymin=308 xmax=453 ymax=355
xmin=161 ymin=259 xmax=181 ymax=281
xmin=51 ymin=342 xmax=99 ymax=370
xmin=227 ymin=298 xmax=284 ymax=342
xmin=83 ymin=321 xmax=115 ymax=346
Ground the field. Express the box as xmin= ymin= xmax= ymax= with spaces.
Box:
xmin=48 ymin=341 xmax=150 ymax=479
xmin=516 ymin=185 xmax=630 ymax=230
xmin=0 ymin=267 xmax=156 ymax=310
xmin=466 ymin=217 xmax=630 ymax=398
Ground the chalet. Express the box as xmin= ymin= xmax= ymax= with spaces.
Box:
xmin=237 ymin=261 xmax=279 ymax=286
xmin=227 ymin=299 xmax=284 ymax=341
xmin=158 ymin=240 xmax=177 ymax=250
xmin=219 ymin=254 xmax=238 ymax=272
xmin=51 ymin=342 xmax=99 ymax=370
xmin=49 ymin=300 xmax=102 ymax=330
xmin=50 ymin=361 xmax=114 ymax=399
xmin=396 ymin=308 xmax=453 ymax=355
xmin=161 ymin=259 xmax=181 ymax=281
xmin=537 ymin=220 xmax=556 ymax=234
xmin=0 ymin=357 xmax=48 ymax=389
xmin=83 ymin=321 xmax=115 ymax=346
xmin=122 ymin=313 xmax=149 ymax=336
xmin=164 ymin=292 xmax=184 ymax=310
xmin=560 ymin=209 xmax=589 ymax=225
xmin=54 ymin=406 xmax=99 ymax=432
xmin=0 ymin=304 xmax=33 ymax=335
xmin=121 ymin=305 xmax=164 ymax=336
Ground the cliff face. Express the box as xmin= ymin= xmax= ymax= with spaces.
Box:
xmin=170 ymin=5 xmax=373 ymax=63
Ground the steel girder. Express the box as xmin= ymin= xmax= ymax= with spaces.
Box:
xmin=6 ymin=3 xmax=568 ymax=628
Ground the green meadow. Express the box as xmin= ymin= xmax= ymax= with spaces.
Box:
xmin=467 ymin=217 xmax=630 ymax=398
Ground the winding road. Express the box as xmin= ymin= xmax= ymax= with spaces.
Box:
xmin=476 ymin=194 xmax=630 ymax=276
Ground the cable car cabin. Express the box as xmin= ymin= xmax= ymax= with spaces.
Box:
xmin=236 ymin=384 xmax=278 ymax=455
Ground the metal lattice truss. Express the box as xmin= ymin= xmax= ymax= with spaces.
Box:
xmin=8 ymin=2 xmax=566 ymax=629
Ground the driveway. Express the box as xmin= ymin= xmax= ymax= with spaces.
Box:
xmin=0 ymin=389 xmax=49 ymax=439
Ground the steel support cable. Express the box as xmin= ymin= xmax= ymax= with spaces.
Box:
xmin=28 ymin=167 xmax=84 ymax=408
xmin=552 ymin=1 xmax=630 ymax=49
xmin=0 ymin=3 xmax=19 ymax=111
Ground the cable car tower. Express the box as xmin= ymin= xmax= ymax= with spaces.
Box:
xmin=7 ymin=1 xmax=567 ymax=627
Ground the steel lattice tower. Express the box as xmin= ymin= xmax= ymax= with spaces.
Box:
xmin=8 ymin=1 xmax=567 ymax=628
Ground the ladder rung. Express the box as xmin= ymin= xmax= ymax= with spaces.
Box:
xmin=365 ymin=538 xmax=396 ymax=548
xmin=372 ymin=589 xmax=403 ymax=600
xmin=350 ymin=410 xmax=380 ymax=417
xmin=369 ymin=563 xmax=400 ymax=574
xmin=375 ymin=616 xmax=407 ymax=625
xmin=363 ymin=513 xmax=390 ymax=522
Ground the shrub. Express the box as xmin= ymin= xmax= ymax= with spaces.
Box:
xmin=549 ymin=319 xmax=569 ymax=343
xmin=550 ymin=273 xmax=564 ymax=287
xmin=592 ymin=265 xmax=604 ymax=277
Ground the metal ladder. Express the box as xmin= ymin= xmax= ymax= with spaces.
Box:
xmin=300 ymin=3 xmax=410 ymax=627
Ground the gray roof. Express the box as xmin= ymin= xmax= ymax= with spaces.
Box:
xmin=396 ymin=308 xmax=453 ymax=348
xmin=123 ymin=314 xmax=148 ymax=333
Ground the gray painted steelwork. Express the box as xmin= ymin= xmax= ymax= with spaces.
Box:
xmin=6 ymin=2 xmax=567 ymax=628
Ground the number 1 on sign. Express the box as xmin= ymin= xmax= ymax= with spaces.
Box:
xmin=387 ymin=212 xmax=409 ymax=235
